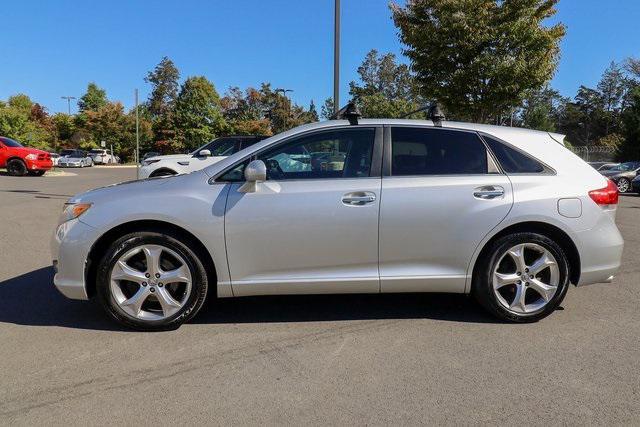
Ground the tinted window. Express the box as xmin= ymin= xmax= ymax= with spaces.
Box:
xmin=196 ymin=138 xmax=238 ymax=156
xmin=239 ymin=137 xmax=264 ymax=150
xmin=391 ymin=128 xmax=488 ymax=176
xmin=483 ymin=135 xmax=545 ymax=173
xmin=0 ymin=137 xmax=22 ymax=148
xmin=218 ymin=129 xmax=375 ymax=182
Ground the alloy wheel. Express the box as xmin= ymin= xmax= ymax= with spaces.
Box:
xmin=492 ymin=243 xmax=560 ymax=315
xmin=109 ymin=244 xmax=192 ymax=320
xmin=617 ymin=179 xmax=630 ymax=193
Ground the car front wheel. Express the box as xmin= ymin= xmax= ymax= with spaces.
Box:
xmin=7 ymin=159 xmax=27 ymax=176
xmin=96 ymin=231 xmax=209 ymax=331
xmin=473 ymin=232 xmax=570 ymax=322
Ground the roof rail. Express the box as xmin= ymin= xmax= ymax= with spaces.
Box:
xmin=331 ymin=100 xmax=362 ymax=125
xmin=400 ymin=102 xmax=446 ymax=127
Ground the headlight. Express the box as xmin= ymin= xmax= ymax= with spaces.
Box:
xmin=142 ymin=159 xmax=161 ymax=166
xmin=25 ymin=153 xmax=38 ymax=160
xmin=59 ymin=202 xmax=92 ymax=224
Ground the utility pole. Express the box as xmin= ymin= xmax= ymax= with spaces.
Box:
xmin=61 ymin=96 xmax=76 ymax=115
xmin=333 ymin=0 xmax=340 ymax=114
xmin=135 ymin=89 xmax=140 ymax=179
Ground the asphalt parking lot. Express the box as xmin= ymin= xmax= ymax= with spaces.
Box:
xmin=1 ymin=167 xmax=639 ymax=425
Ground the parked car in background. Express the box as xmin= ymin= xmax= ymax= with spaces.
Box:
xmin=632 ymin=174 xmax=640 ymax=194
xmin=141 ymin=152 xmax=160 ymax=164
xmin=58 ymin=150 xmax=93 ymax=168
xmin=588 ymin=161 xmax=619 ymax=171
xmin=599 ymin=161 xmax=640 ymax=193
xmin=49 ymin=153 xmax=60 ymax=167
xmin=52 ymin=118 xmax=623 ymax=330
xmin=89 ymin=149 xmax=119 ymax=165
xmin=0 ymin=136 xmax=52 ymax=176
xmin=140 ymin=135 xmax=266 ymax=178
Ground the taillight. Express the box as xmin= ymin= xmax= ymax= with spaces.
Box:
xmin=589 ymin=179 xmax=619 ymax=206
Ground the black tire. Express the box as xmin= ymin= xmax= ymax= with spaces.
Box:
xmin=28 ymin=170 xmax=46 ymax=176
xmin=473 ymin=232 xmax=570 ymax=323
xmin=7 ymin=159 xmax=27 ymax=176
xmin=617 ymin=178 xmax=630 ymax=193
xmin=150 ymin=169 xmax=177 ymax=178
xmin=96 ymin=231 xmax=209 ymax=331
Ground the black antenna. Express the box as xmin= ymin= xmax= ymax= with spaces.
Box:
xmin=330 ymin=100 xmax=362 ymax=125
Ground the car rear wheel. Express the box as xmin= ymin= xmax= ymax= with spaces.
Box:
xmin=96 ymin=231 xmax=209 ymax=331
xmin=617 ymin=178 xmax=630 ymax=193
xmin=473 ymin=232 xmax=570 ymax=323
xmin=6 ymin=159 xmax=27 ymax=176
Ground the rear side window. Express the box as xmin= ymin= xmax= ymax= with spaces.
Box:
xmin=391 ymin=127 xmax=488 ymax=176
xmin=482 ymin=135 xmax=545 ymax=174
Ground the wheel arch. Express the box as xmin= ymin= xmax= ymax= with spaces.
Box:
xmin=85 ymin=219 xmax=217 ymax=299
xmin=7 ymin=156 xmax=26 ymax=165
xmin=149 ymin=168 xmax=178 ymax=177
xmin=469 ymin=221 xmax=581 ymax=291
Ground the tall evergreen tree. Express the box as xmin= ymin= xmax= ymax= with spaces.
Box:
xmin=77 ymin=83 xmax=108 ymax=112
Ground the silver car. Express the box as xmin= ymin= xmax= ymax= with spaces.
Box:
xmin=58 ymin=150 xmax=93 ymax=168
xmin=51 ymin=119 xmax=624 ymax=330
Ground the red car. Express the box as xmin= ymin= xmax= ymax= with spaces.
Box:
xmin=0 ymin=136 xmax=53 ymax=176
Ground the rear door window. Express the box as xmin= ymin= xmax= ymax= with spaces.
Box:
xmin=482 ymin=135 xmax=546 ymax=174
xmin=391 ymin=127 xmax=488 ymax=176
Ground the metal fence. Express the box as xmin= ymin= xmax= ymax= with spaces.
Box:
xmin=568 ymin=146 xmax=617 ymax=163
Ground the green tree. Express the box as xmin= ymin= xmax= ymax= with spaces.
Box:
xmin=174 ymin=76 xmax=226 ymax=151
xmin=0 ymin=96 xmax=50 ymax=150
xmin=78 ymin=83 xmax=108 ymax=112
xmin=391 ymin=0 xmax=565 ymax=123
xmin=518 ymin=86 xmax=564 ymax=132
xmin=349 ymin=49 xmax=421 ymax=118
xmin=220 ymin=87 xmax=272 ymax=135
xmin=145 ymin=56 xmax=180 ymax=145
xmin=320 ymin=98 xmax=334 ymax=120
xmin=619 ymin=87 xmax=640 ymax=160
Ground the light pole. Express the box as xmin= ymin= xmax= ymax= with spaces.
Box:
xmin=333 ymin=0 xmax=340 ymax=114
xmin=61 ymin=96 xmax=76 ymax=115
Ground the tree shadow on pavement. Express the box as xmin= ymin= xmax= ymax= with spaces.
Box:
xmin=0 ymin=267 xmax=499 ymax=330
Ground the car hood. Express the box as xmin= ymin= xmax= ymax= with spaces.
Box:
xmin=148 ymin=154 xmax=192 ymax=161
xmin=8 ymin=146 xmax=49 ymax=156
xmin=68 ymin=174 xmax=179 ymax=204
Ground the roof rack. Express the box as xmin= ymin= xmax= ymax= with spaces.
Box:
xmin=331 ymin=100 xmax=362 ymax=125
xmin=400 ymin=103 xmax=446 ymax=127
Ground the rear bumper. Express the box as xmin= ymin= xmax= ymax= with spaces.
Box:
xmin=574 ymin=213 xmax=624 ymax=286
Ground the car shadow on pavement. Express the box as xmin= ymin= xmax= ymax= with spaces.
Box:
xmin=0 ymin=267 xmax=121 ymax=331
xmin=0 ymin=267 xmax=500 ymax=330
xmin=195 ymin=293 xmax=499 ymax=325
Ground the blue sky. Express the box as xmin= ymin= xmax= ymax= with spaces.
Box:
xmin=1 ymin=0 xmax=639 ymax=114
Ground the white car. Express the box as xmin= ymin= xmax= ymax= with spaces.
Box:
xmin=52 ymin=114 xmax=623 ymax=331
xmin=89 ymin=149 xmax=119 ymax=165
xmin=139 ymin=136 xmax=265 ymax=178
xmin=58 ymin=150 xmax=93 ymax=168
xmin=49 ymin=153 xmax=60 ymax=166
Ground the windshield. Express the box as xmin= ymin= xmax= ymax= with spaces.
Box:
xmin=0 ymin=137 xmax=23 ymax=148
xmin=191 ymin=138 xmax=237 ymax=156
xmin=611 ymin=162 xmax=640 ymax=171
xmin=89 ymin=149 xmax=104 ymax=154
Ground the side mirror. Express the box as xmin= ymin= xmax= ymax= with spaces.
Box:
xmin=238 ymin=159 xmax=266 ymax=193
xmin=198 ymin=149 xmax=212 ymax=157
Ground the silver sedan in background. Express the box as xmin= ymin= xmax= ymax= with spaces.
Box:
xmin=51 ymin=118 xmax=623 ymax=330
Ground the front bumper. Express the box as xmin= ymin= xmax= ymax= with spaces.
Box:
xmin=25 ymin=158 xmax=53 ymax=171
xmin=51 ymin=218 xmax=99 ymax=300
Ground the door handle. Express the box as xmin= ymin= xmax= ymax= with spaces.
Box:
xmin=473 ymin=186 xmax=505 ymax=200
xmin=342 ymin=192 xmax=376 ymax=206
